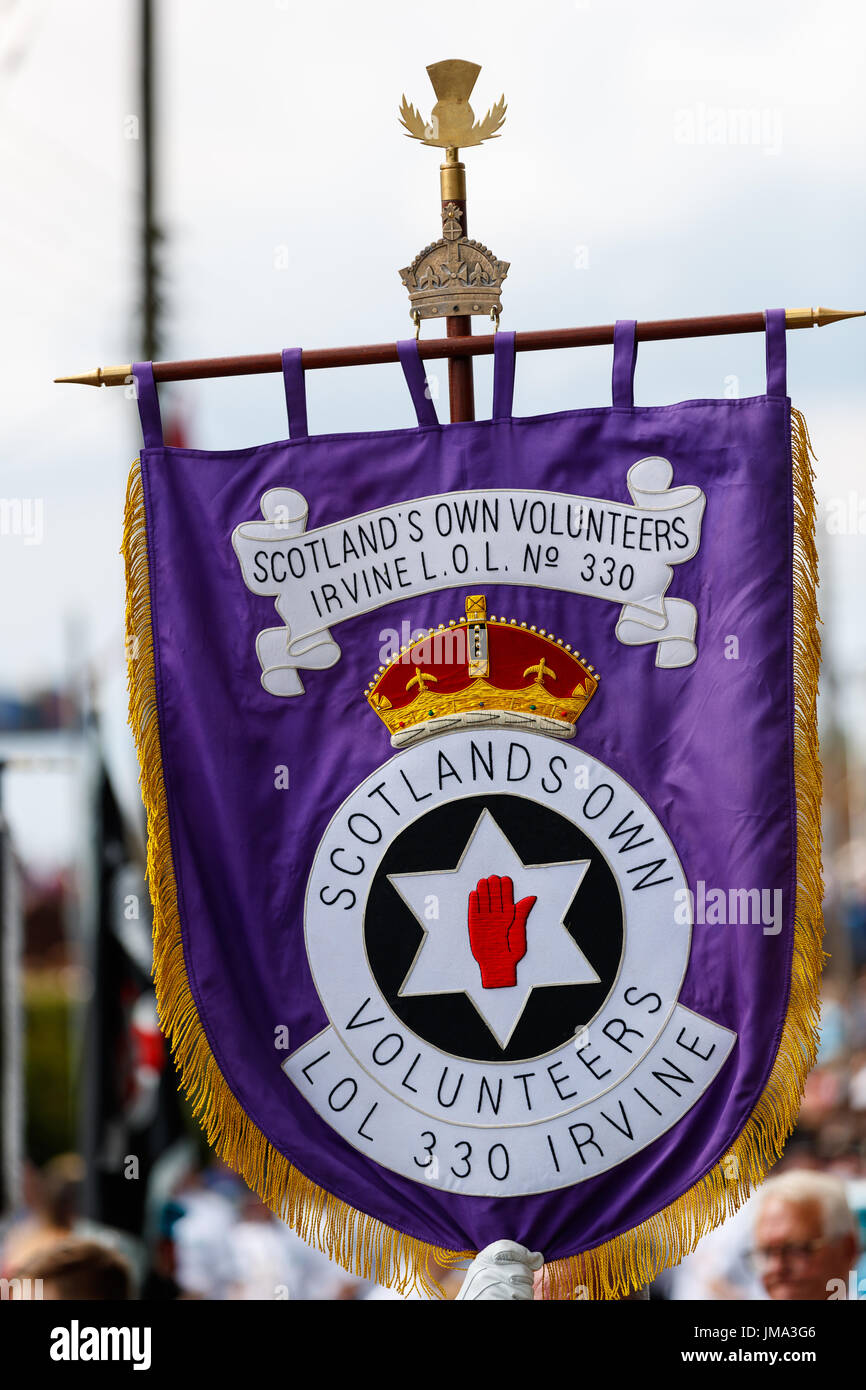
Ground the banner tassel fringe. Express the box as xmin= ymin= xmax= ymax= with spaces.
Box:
xmin=122 ymin=408 xmax=823 ymax=1299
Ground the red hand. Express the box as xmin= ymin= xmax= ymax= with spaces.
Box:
xmin=467 ymin=875 xmax=536 ymax=989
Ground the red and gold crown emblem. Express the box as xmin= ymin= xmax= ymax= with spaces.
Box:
xmin=366 ymin=595 xmax=599 ymax=748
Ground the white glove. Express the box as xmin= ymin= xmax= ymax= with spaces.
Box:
xmin=455 ymin=1239 xmax=544 ymax=1301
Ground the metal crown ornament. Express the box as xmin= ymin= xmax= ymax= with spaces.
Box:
xmin=366 ymin=595 xmax=599 ymax=748
xmin=399 ymin=213 xmax=509 ymax=325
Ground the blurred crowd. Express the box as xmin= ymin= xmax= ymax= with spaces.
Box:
xmin=0 ymin=1150 xmax=457 ymax=1300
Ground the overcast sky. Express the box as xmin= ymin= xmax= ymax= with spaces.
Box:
xmin=1 ymin=0 xmax=864 ymax=864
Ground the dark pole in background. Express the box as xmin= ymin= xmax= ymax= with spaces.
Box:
xmin=80 ymin=0 xmax=180 ymax=1230
xmin=0 ymin=760 xmax=25 ymax=1214
xmin=140 ymin=0 xmax=160 ymax=361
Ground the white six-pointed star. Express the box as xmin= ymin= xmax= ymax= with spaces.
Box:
xmin=388 ymin=808 xmax=599 ymax=1048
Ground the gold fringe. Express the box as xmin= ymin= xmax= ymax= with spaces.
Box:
xmin=123 ymin=408 xmax=824 ymax=1300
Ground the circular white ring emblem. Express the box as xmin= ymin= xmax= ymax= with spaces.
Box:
xmin=285 ymin=730 xmax=735 ymax=1197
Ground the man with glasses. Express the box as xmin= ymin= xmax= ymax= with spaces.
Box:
xmin=455 ymin=1171 xmax=860 ymax=1300
xmin=750 ymin=1171 xmax=860 ymax=1301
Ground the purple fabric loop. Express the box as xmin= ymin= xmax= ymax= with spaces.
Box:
xmin=281 ymin=348 xmax=309 ymax=439
xmin=396 ymin=339 xmax=439 ymax=427
xmin=492 ymin=331 xmax=516 ymax=419
xmin=764 ymin=309 xmax=787 ymax=398
xmin=132 ymin=362 xmax=163 ymax=448
xmin=611 ymin=320 xmax=638 ymax=408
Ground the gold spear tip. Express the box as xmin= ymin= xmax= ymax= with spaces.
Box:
xmin=54 ymin=369 xmax=103 ymax=385
xmin=54 ymin=364 xmax=133 ymax=386
xmin=814 ymin=307 xmax=865 ymax=326
xmin=785 ymin=306 xmax=865 ymax=329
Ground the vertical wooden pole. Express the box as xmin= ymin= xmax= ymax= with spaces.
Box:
xmin=440 ymin=151 xmax=476 ymax=423
xmin=446 ymin=316 xmax=475 ymax=422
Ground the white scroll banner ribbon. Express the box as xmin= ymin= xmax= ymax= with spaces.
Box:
xmin=614 ymin=457 xmax=704 ymax=669
xmin=232 ymin=463 xmax=706 ymax=696
xmin=241 ymin=489 xmax=341 ymax=696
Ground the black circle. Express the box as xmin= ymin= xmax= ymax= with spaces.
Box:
xmin=364 ymin=794 xmax=623 ymax=1063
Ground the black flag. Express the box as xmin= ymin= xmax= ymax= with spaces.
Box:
xmin=81 ymin=755 xmax=183 ymax=1232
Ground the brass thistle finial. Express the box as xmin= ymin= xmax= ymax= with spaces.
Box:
xmin=398 ymin=61 xmax=509 ymax=325
xmin=399 ymin=60 xmax=506 ymax=151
